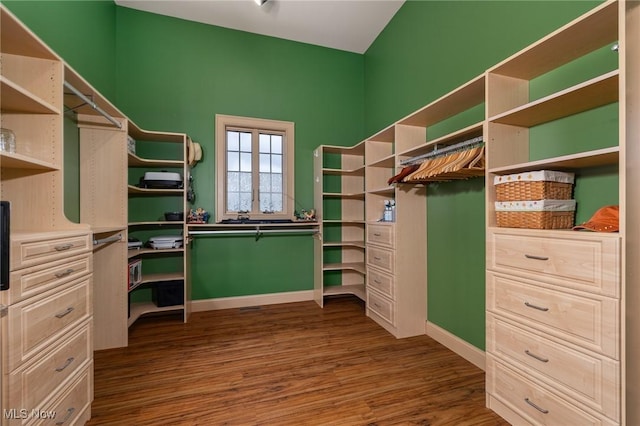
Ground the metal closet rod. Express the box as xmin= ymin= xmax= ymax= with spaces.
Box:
xmin=189 ymin=229 xmax=318 ymax=237
xmin=64 ymin=81 xmax=122 ymax=129
xmin=93 ymin=233 xmax=123 ymax=246
xmin=400 ymin=136 xmax=484 ymax=166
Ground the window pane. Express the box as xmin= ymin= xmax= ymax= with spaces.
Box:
xmin=259 ymin=172 xmax=271 ymax=193
xmin=259 ymin=153 xmax=271 ymax=172
xmin=227 ymin=151 xmax=239 ymax=172
xmin=271 ymin=154 xmax=282 ymax=173
xmin=271 ymin=136 xmax=282 ymax=154
xmin=239 ymin=172 xmax=252 ymax=193
xmin=260 ymin=193 xmax=272 ymax=212
xmin=240 ymin=132 xmax=252 ymax=152
xmin=227 ymin=192 xmax=239 ymax=212
xmin=272 ymin=173 xmax=282 ymax=193
xmin=271 ymin=194 xmax=283 ymax=212
xmin=227 ymin=171 xmax=239 ymax=192
xmin=259 ymin=134 xmax=271 ymax=153
xmin=240 ymin=152 xmax=252 ymax=172
xmin=239 ymin=192 xmax=252 ymax=211
xmin=227 ymin=131 xmax=239 ymax=151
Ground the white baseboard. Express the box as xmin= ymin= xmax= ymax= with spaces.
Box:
xmin=425 ymin=321 xmax=485 ymax=371
xmin=191 ymin=290 xmax=314 ymax=312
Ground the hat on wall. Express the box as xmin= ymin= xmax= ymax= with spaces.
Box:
xmin=572 ymin=205 xmax=619 ymax=232
xmin=188 ymin=139 xmax=203 ymax=167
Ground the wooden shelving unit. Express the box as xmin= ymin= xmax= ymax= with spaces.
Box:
xmin=1 ymin=6 xmax=94 ymax=424
xmin=484 ymin=1 xmax=631 ymax=425
xmin=126 ymin=124 xmax=190 ymax=327
xmin=313 ymin=142 xmax=366 ymax=307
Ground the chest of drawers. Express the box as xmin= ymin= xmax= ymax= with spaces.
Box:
xmin=486 ymin=228 xmax=621 ymax=425
xmin=1 ymin=231 xmax=94 ymax=426
xmin=365 ymin=222 xmax=426 ymax=338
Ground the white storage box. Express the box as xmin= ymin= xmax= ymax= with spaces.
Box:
xmin=148 ymin=235 xmax=183 ymax=250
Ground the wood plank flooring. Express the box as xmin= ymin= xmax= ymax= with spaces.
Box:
xmin=87 ymin=296 xmax=509 ymax=425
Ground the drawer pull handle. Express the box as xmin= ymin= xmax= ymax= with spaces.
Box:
xmin=54 ymin=268 xmax=75 ymax=278
xmin=524 ymin=254 xmax=549 ymax=261
xmin=55 ymin=307 xmax=75 ymax=318
xmin=374 ymin=257 xmax=381 ymax=261
xmin=55 ymin=357 xmax=75 ymax=372
xmin=373 ymin=233 xmax=382 ymax=237
xmin=524 ymin=397 xmax=549 ymax=414
xmin=374 ymin=279 xmax=381 ymax=284
xmin=54 ymin=244 xmax=73 ymax=251
xmin=56 ymin=408 xmax=75 ymax=425
xmin=525 ymin=349 xmax=549 ymax=363
xmin=524 ymin=302 xmax=549 ymax=312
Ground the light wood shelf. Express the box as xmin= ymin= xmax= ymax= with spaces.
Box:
xmin=396 ymin=122 xmax=483 ymax=160
xmin=323 ymin=284 xmax=366 ymax=300
xmin=127 ymin=302 xmax=183 ymax=327
xmin=128 ymin=247 xmax=184 ymax=259
xmin=323 ymin=262 xmax=366 ymax=274
xmin=128 ymin=153 xmax=184 ymax=168
xmin=322 ymin=166 xmax=365 ymax=175
xmin=397 ymin=74 xmax=485 ymax=127
xmin=323 ymin=241 xmax=366 ymax=248
xmin=1 ymin=75 xmax=60 ymax=114
xmin=488 ymin=0 xmax=618 ymax=80
xmin=489 ymin=71 xmax=618 ymax=127
xmin=489 ymin=146 xmax=619 ymax=175
xmin=0 ymin=151 xmax=59 ymax=170
xmin=127 ymin=185 xmax=184 ymax=195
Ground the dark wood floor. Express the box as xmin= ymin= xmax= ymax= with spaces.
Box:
xmin=87 ymin=296 xmax=509 ymax=425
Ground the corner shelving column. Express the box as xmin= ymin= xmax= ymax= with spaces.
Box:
xmin=313 ymin=142 xmax=366 ymax=307
xmin=127 ymin=123 xmax=190 ymax=326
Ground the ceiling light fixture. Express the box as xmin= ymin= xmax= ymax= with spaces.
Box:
xmin=254 ymin=0 xmax=268 ymax=5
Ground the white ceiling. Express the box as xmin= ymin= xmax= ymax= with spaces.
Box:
xmin=114 ymin=0 xmax=405 ymax=54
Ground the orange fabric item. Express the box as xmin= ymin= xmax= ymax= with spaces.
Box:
xmin=573 ymin=205 xmax=619 ymax=232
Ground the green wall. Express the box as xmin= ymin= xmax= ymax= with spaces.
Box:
xmin=2 ymin=0 xmax=117 ymax=99
xmin=112 ymin=7 xmax=365 ymax=299
xmin=364 ymin=0 xmax=604 ymax=350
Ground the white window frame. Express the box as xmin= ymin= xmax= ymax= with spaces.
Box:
xmin=215 ymin=114 xmax=295 ymax=221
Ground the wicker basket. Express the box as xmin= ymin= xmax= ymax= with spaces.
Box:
xmin=495 ymin=199 xmax=576 ymax=229
xmin=494 ymin=170 xmax=574 ymax=202
xmin=495 ymin=211 xmax=575 ymax=229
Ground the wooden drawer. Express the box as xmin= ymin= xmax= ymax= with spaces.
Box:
xmin=6 ymin=277 xmax=92 ymax=371
xmin=367 ymin=224 xmax=394 ymax=248
xmin=7 ymin=321 xmax=92 ymax=412
xmin=367 ymin=246 xmax=394 ymax=274
xmin=367 ymin=290 xmax=394 ymax=326
xmin=11 ymin=232 xmax=91 ymax=271
xmin=487 ymin=357 xmax=616 ymax=426
xmin=487 ymin=230 xmax=620 ymax=298
xmin=367 ymin=267 xmax=394 ymax=299
xmin=487 ymin=272 xmax=619 ymax=359
xmin=487 ymin=314 xmax=619 ymax=421
xmin=28 ymin=363 xmax=93 ymax=426
xmin=6 ymin=254 xmax=92 ymax=305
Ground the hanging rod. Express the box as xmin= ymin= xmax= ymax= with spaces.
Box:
xmin=93 ymin=233 xmax=123 ymax=246
xmin=400 ymin=136 xmax=484 ymax=166
xmin=189 ymin=228 xmax=318 ymax=241
xmin=64 ymin=81 xmax=122 ymax=129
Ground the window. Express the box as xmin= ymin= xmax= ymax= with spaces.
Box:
xmin=215 ymin=114 xmax=295 ymax=221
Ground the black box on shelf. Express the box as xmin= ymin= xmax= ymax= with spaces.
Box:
xmin=152 ymin=280 xmax=184 ymax=307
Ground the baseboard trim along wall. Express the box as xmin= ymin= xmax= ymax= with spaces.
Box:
xmin=191 ymin=290 xmax=315 ymax=312
xmin=425 ymin=321 xmax=486 ymax=371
